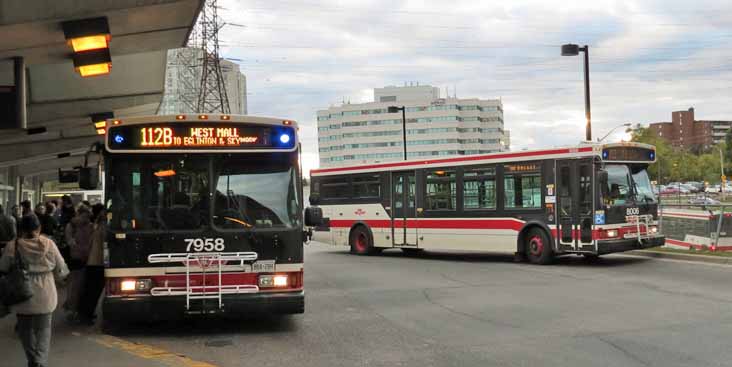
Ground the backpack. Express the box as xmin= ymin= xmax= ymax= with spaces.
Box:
xmin=0 ymin=214 xmax=16 ymax=243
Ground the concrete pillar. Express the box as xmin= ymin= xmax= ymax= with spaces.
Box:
xmin=9 ymin=165 xmax=22 ymax=209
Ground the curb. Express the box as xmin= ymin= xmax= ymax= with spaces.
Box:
xmin=627 ymin=250 xmax=732 ymax=265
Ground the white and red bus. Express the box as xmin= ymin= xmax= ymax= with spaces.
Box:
xmin=99 ymin=114 xmax=305 ymax=325
xmin=306 ymin=142 xmax=664 ymax=264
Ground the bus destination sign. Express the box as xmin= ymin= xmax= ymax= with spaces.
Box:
xmin=601 ymin=147 xmax=656 ymax=162
xmin=107 ymin=122 xmax=295 ymax=151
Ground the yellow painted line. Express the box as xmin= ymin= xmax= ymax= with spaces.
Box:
xmin=90 ymin=335 xmax=218 ymax=367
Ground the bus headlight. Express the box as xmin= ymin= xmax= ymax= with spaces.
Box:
xmin=259 ymin=274 xmax=289 ymax=288
xmin=120 ymin=279 xmax=152 ymax=292
xmin=649 ymin=226 xmax=658 ymax=234
xmin=605 ymin=229 xmax=619 ymax=238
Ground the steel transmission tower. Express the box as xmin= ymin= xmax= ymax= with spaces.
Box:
xmin=196 ymin=0 xmax=230 ymax=113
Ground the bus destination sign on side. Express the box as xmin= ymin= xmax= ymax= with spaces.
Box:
xmin=107 ymin=122 xmax=296 ymax=151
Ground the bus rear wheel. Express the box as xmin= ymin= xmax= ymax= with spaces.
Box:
xmin=350 ymin=226 xmax=378 ymax=255
xmin=525 ymin=228 xmax=553 ymax=265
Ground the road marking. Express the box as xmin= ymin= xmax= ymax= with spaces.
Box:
xmin=90 ymin=335 xmax=218 ymax=367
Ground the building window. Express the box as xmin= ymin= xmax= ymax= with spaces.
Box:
xmin=425 ymin=169 xmax=456 ymax=210
xmin=463 ymin=168 xmax=496 ymax=209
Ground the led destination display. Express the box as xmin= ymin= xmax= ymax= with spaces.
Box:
xmin=107 ymin=122 xmax=295 ymax=151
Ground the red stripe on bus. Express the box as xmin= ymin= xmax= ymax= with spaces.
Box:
xmin=329 ymin=218 xmax=525 ymax=231
xmin=311 ymin=147 xmax=594 ymax=174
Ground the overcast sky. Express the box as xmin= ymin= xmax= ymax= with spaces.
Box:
xmin=219 ymin=0 xmax=732 ymax=174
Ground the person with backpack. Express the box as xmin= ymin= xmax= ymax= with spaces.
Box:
xmin=62 ymin=206 xmax=93 ymax=322
xmin=1 ymin=215 xmax=69 ymax=367
xmin=0 ymin=204 xmax=17 ymax=252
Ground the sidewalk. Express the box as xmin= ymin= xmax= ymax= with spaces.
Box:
xmin=628 ymin=249 xmax=732 ymax=265
xmin=0 ymin=290 xmax=169 ymax=367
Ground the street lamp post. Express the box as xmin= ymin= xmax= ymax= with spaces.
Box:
xmin=561 ymin=43 xmax=592 ymax=141
xmin=598 ymin=123 xmax=632 ymax=142
xmin=388 ymin=106 xmax=407 ymax=160
xmin=716 ymin=146 xmax=725 ymax=200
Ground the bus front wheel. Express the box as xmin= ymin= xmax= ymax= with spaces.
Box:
xmin=525 ymin=227 xmax=553 ymax=265
xmin=350 ymin=226 xmax=378 ymax=255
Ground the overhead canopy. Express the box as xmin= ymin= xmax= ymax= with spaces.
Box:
xmin=0 ymin=0 xmax=203 ymax=176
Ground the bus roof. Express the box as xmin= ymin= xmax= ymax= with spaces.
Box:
xmin=107 ymin=114 xmax=298 ymax=128
xmin=311 ymin=141 xmax=655 ymax=176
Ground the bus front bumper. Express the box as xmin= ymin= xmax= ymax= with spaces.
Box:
xmin=103 ymin=290 xmax=304 ymax=322
xmin=596 ymin=236 xmax=665 ymax=255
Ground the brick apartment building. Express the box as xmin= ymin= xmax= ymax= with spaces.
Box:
xmin=649 ymin=108 xmax=732 ymax=151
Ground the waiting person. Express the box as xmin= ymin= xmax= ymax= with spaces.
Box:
xmin=0 ymin=204 xmax=17 ymax=251
xmin=11 ymin=204 xmax=21 ymax=231
xmin=39 ymin=202 xmax=59 ymax=238
xmin=58 ymin=196 xmax=75 ymax=230
xmin=20 ymin=200 xmax=33 ymax=217
xmin=78 ymin=204 xmax=107 ymax=324
xmin=0 ymin=215 xmax=69 ymax=367
xmin=62 ymin=205 xmax=93 ymax=322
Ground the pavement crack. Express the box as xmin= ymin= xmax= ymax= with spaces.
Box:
xmin=597 ymin=337 xmax=651 ymax=367
xmin=421 ymin=289 xmax=519 ymax=329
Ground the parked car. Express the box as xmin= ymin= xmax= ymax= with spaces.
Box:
xmin=688 ymin=196 xmax=722 ymax=205
xmin=661 ymin=186 xmax=680 ymax=194
xmin=706 ymin=184 xmax=721 ymax=193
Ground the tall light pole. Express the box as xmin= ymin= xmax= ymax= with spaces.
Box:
xmin=716 ymin=146 xmax=725 ymax=199
xmin=561 ymin=43 xmax=592 ymax=141
xmin=388 ymin=106 xmax=407 ymax=160
xmin=598 ymin=123 xmax=632 ymax=142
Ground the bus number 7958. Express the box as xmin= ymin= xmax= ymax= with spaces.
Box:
xmin=185 ymin=238 xmax=226 ymax=252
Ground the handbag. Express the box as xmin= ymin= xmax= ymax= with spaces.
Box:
xmin=0 ymin=241 xmax=34 ymax=306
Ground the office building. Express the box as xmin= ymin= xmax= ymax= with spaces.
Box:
xmin=317 ymin=84 xmax=509 ymax=168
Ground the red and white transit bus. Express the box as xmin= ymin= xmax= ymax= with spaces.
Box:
xmin=306 ymin=142 xmax=664 ymax=264
xmin=100 ymin=114 xmax=305 ymax=324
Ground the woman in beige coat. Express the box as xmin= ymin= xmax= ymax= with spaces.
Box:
xmin=1 ymin=215 xmax=69 ymax=367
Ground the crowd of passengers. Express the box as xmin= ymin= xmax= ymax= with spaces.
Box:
xmin=0 ymin=195 xmax=106 ymax=367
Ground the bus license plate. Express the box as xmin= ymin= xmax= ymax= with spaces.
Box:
xmin=253 ymin=260 xmax=275 ymax=272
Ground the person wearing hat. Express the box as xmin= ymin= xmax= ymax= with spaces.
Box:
xmin=1 ymin=215 xmax=69 ymax=367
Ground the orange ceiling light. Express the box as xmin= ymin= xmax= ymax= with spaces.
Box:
xmin=76 ymin=60 xmax=111 ymax=77
xmin=154 ymin=169 xmax=176 ymax=177
xmin=63 ymin=17 xmax=112 ymax=77
xmin=68 ymin=34 xmax=110 ymax=52
xmin=90 ymin=112 xmax=114 ymax=135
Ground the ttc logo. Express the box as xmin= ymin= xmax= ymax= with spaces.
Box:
xmin=354 ymin=208 xmax=366 ymax=216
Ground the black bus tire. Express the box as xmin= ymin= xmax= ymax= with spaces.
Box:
xmin=525 ymin=227 xmax=553 ymax=265
xmin=349 ymin=226 xmax=377 ymax=255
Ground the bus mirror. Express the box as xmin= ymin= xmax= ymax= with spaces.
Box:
xmin=598 ymin=171 xmax=608 ymax=186
xmin=305 ymin=207 xmax=323 ymax=227
xmin=79 ymin=167 xmax=99 ymax=190
xmin=309 ymin=193 xmax=320 ymax=205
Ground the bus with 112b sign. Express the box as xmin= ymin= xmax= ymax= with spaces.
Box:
xmin=99 ymin=114 xmax=305 ymax=325
xmin=305 ymin=142 xmax=664 ymax=264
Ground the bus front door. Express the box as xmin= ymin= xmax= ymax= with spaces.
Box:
xmin=557 ymin=159 xmax=594 ymax=251
xmin=391 ymin=171 xmax=418 ymax=247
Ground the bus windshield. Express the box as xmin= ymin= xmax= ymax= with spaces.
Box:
xmin=107 ymin=154 xmax=299 ymax=231
xmin=601 ymin=165 xmax=633 ymax=206
xmin=601 ymin=164 xmax=656 ymax=206
xmin=212 ymin=156 xmax=300 ymax=229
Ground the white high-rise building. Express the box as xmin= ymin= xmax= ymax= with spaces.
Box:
xmin=159 ymin=48 xmax=247 ymax=115
xmin=317 ymin=85 xmax=509 ymax=168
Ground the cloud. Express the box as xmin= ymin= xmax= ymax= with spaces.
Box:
xmin=219 ymin=0 xmax=732 ymax=173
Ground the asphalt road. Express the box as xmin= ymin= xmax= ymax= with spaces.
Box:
xmin=2 ymin=242 xmax=732 ymax=367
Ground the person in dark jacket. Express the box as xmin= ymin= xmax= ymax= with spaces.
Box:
xmin=1 ymin=215 xmax=69 ymax=367
xmin=0 ymin=204 xmax=17 ymax=251
xmin=38 ymin=202 xmax=59 ymax=238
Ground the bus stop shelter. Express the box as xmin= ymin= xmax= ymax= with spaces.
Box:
xmin=0 ymin=0 xmax=202 ymax=209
